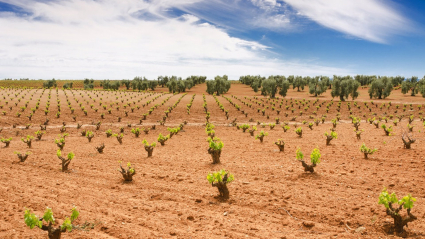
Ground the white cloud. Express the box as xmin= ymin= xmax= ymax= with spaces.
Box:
xmin=283 ymin=0 xmax=411 ymax=43
xmin=0 ymin=0 xmax=351 ymax=79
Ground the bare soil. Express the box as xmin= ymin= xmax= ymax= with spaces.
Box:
xmin=0 ymin=84 xmax=424 ymax=239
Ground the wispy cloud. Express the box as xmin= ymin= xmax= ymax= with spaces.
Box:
xmin=0 ymin=0 xmax=352 ymax=79
xmin=283 ymin=0 xmax=412 ymax=44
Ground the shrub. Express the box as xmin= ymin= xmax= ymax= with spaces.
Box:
xmin=255 ymin=131 xmax=268 ymax=143
xmin=54 ymin=134 xmax=68 ymax=150
xmin=131 ymin=128 xmax=141 ymax=137
xmin=142 ymin=139 xmax=156 ymax=157
xmin=57 ymin=149 xmax=74 ymax=172
xmin=360 ymin=143 xmax=377 ymax=159
xmin=105 ymin=129 xmax=112 ymax=138
xmin=86 ymin=131 xmax=94 ymax=142
xmin=112 ymin=133 xmax=123 ymax=144
xmin=95 ymin=143 xmax=105 ymax=153
xmin=168 ymin=127 xmax=181 ymax=138
xmin=381 ymin=124 xmax=393 ymax=136
xmin=118 ymin=162 xmax=136 ymax=182
xmin=295 ymin=127 xmax=303 ymax=137
xmin=14 ymin=151 xmax=31 ymax=162
xmin=240 ymin=124 xmax=250 ymax=133
xmin=207 ymin=169 xmax=234 ymax=199
xmin=324 ymin=131 xmax=337 ymax=145
xmin=401 ymin=133 xmax=415 ymax=149
xmin=354 ymin=129 xmax=364 ymax=140
xmin=1 ymin=137 xmax=12 ymax=147
xmin=373 ymin=120 xmax=380 ymax=129
xmin=157 ymin=133 xmax=169 ymax=146
xmin=393 ymin=119 xmax=399 ymax=126
xmin=248 ymin=126 xmax=257 ymax=136
xmin=331 ymin=118 xmax=338 ymax=128
xmin=207 ymin=137 xmax=223 ymax=164
xmin=24 ymin=207 xmax=79 ymax=239
xmin=274 ymin=139 xmax=285 ymax=152
xmin=407 ymin=123 xmax=413 ymax=132
xmin=296 ymin=147 xmax=321 ymax=173
xmin=308 ymin=122 xmax=313 ymax=130
xmin=21 ymin=135 xmax=34 ymax=148
xmin=378 ymin=188 xmax=417 ymax=234
xmin=35 ymin=130 xmax=45 ymax=140
xmin=282 ymin=125 xmax=290 ymax=132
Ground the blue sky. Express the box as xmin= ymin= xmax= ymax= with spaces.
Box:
xmin=0 ymin=0 xmax=424 ymax=80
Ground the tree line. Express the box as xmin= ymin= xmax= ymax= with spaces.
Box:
xmin=239 ymin=75 xmax=425 ymax=100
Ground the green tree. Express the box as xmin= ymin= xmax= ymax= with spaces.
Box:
xmin=368 ymin=76 xmax=393 ymax=99
xmin=279 ymin=80 xmax=290 ymax=97
xmin=331 ymin=76 xmax=360 ymax=101
xmin=121 ymin=79 xmax=131 ymax=90
xmin=43 ymin=79 xmax=57 ymax=88
xmin=166 ymin=76 xmax=179 ymax=93
xmin=292 ymin=76 xmax=306 ymax=91
xmin=401 ymin=76 xmax=419 ymax=96
xmin=419 ymin=76 xmax=425 ymax=97
xmin=206 ymin=75 xmax=231 ymax=96
xmin=261 ymin=77 xmax=278 ymax=98
xmin=391 ymin=76 xmax=404 ymax=87
xmin=308 ymin=76 xmax=328 ymax=96
xmin=354 ymin=75 xmax=375 ymax=86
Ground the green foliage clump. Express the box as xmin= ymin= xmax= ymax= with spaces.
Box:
xmin=131 ymin=128 xmax=141 ymax=137
xmin=207 ymin=169 xmax=234 ymax=199
xmin=57 ymin=149 xmax=74 ymax=171
xmin=21 ymin=135 xmax=34 ymax=148
xmin=207 ymin=137 xmax=223 ymax=164
xmin=324 ymin=131 xmax=337 ymax=145
xmin=296 ymin=147 xmax=321 ymax=173
xmin=255 ymin=130 xmax=268 ymax=143
xmin=369 ymin=77 xmax=393 ymax=99
xmin=206 ymin=75 xmax=231 ymax=96
xmin=295 ymin=127 xmax=302 ymax=137
xmin=275 ymin=139 xmax=285 ymax=152
xmin=142 ymin=139 xmax=156 ymax=157
xmin=118 ymin=162 xmax=136 ymax=181
xmin=1 ymin=137 xmax=12 ymax=147
xmin=309 ymin=76 xmax=329 ymax=96
xmin=360 ymin=143 xmax=377 ymax=159
xmin=331 ymin=76 xmax=360 ymax=101
xmin=24 ymin=207 xmax=79 ymax=238
xmin=401 ymin=76 xmax=419 ymax=96
xmin=381 ymin=124 xmax=393 ymax=136
xmin=157 ymin=133 xmax=169 ymax=146
xmin=378 ymin=188 xmax=417 ymax=233
xmin=112 ymin=133 xmax=124 ymax=144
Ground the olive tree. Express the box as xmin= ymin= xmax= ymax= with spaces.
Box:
xmin=261 ymin=77 xmax=278 ymax=98
xmin=368 ymin=76 xmax=393 ymax=99
xmin=401 ymin=76 xmax=419 ymax=96
xmin=331 ymin=76 xmax=360 ymax=101
xmin=166 ymin=76 xmax=180 ymax=93
xmin=292 ymin=76 xmax=306 ymax=91
xmin=309 ymin=76 xmax=329 ymax=96
xmin=419 ymin=76 xmax=425 ymax=97
xmin=391 ymin=76 xmax=404 ymax=87
xmin=206 ymin=75 xmax=231 ymax=96
xmin=354 ymin=75 xmax=375 ymax=86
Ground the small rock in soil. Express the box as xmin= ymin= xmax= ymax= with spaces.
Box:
xmin=303 ymin=221 xmax=315 ymax=227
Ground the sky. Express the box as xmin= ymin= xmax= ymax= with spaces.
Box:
xmin=0 ymin=0 xmax=424 ymax=80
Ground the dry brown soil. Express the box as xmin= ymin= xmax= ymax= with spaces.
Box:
xmin=0 ymin=83 xmax=424 ymax=239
